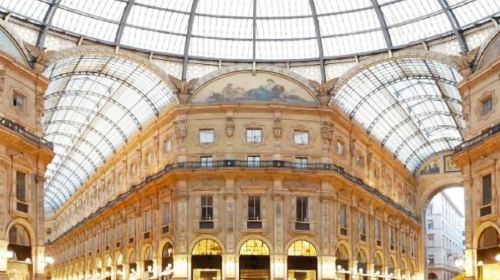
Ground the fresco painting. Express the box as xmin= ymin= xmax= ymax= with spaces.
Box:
xmin=192 ymin=72 xmax=317 ymax=105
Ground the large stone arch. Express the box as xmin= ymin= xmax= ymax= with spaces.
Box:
xmin=416 ymin=173 xmax=464 ymax=214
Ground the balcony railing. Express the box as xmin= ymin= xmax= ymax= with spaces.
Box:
xmin=0 ymin=117 xmax=53 ymax=149
xmin=454 ymin=123 xmax=500 ymax=152
xmin=48 ymin=159 xmax=419 ymax=245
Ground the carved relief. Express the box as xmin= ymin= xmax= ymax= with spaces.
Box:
xmin=174 ymin=119 xmax=187 ymax=142
xmin=0 ymin=69 xmax=5 ymax=95
xmin=321 ymin=121 xmax=334 ymax=142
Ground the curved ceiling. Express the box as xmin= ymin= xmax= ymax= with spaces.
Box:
xmin=332 ymin=58 xmax=464 ymax=172
xmin=1 ymin=0 xmax=499 ymax=61
xmin=42 ymin=54 xmax=177 ymax=213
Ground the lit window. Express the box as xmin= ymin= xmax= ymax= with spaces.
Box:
xmin=200 ymin=156 xmax=213 ymax=168
xmin=481 ymin=97 xmax=492 ymax=115
xmin=201 ymin=196 xmax=213 ymax=221
xmin=247 ymin=156 xmax=261 ymax=167
xmin=12 ymin=92 xmax=26 ymax=111
xmin=248 ymin=196 xmax=261 ymax=221
xmin=15 ymin=171 xmax=26 ymax=202
xmin=246 ymin=128 xmax=262 ymax=143
xmin=199 ymin=129 xmax=215 ymax=144
xmin=295 ymin=157 xmax=308 ymax=169
xmin=294 ymin=130 xmax=309 ymax=145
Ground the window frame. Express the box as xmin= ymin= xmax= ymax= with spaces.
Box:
xmin=199 ymin=129 xmax=215 ymax=144
xmin=293 ymin=130 xmax=309 ymax=145
xmin=246 ymin=128 xmax=263 ymax=143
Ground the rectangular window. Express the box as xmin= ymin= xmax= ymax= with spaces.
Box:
xmin=295 ymin=196 xmax=309 ymax=230
xmin=375 ymin=220 xmax=382 ymax=245
xmin=115 ymin=224 xmax=122 ymax=242
xmin=128 ymin=217 xmax=135 ymax=238
xmin=16 ymin=171 xmax=26 ymax=202
xmin=295 ymin=157 xmax=308 ymax=169
xmin=12 ymin=92 xmax=26 ymax=111
xmin=246 ymin=128 xmax=262 ymax=143
xmin=359 ymin=213 xmax=366 ymax=241
xmin=294 ymin=130 xmax=309 ymax=145
xmin=161 ymin=202 xmax=170 ymax=225
xmin=339 ymin=204 xmax=347 ymax=235
xmin=390 ymin=226 xmax=396 ymax=250
xmin=200 ymin=156 xmax=213 ymax=168
xmin=201 ymin=196 xmax=213 ymax=221
xmin=296 ymin=197 xmax=308 ymax=222
xmin=482 ymin=174 xmax=492 ymax=205
xmin=428 ymin=255 xmax=435 ymax=265
xmin=143 ymin=210 xmax=152 ymax=233
xmin=199 ymin=129 xmax=215 ymax=144
xmin=481 ymin=97 xmax=492 ymax=115
xmin=247 ymin=156 xmax=261 ymax=167
xmin=248 ymin=196 xmax=261 ymax=221
xmin=427 ymin=220 xmax=434 ymax=229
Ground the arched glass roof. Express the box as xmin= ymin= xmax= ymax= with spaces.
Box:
xmin=42 ymin=54 xmax=177 ymax=213
xmin=1 ymin=0 xmax=499 ymax=61
xmin=332 ymin=58 xmax=464 ymax=172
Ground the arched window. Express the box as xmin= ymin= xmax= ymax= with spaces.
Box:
xmin=192 ymin=239 xmax=222 ymax=255
xmin=287 ymin=240 xmax=316 ymax=256
xmin=7 ymin=224 xmax=31 ymax=261
xmin=240 ymin=239 xmax=270 ymax=256
xmin=161 ymin=243 xmax=174 ymax=271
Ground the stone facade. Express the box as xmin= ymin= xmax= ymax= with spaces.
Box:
xmin=45 ymin=70 xmax=421 ymax=280
xmin=0 ymin=27 xmax=53 ymax=279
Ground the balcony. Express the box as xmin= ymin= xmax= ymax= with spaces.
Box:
xmin=0 ymin=117 xmax=53 ymax=149
xmin=247 ymin=220 xmax=262 ymax=229
xmin=295 ymin=221 xmax=310 ymax=231
xmin=16 ymin=201 xmax=28 ymax=213
xmin=199 ymin=220 xmax=214 ymax=229
xmin=162 ymin=225 xmax=170 ymax=234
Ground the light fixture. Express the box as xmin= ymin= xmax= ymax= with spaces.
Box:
xmin=495 ymin=254 xmax=500 ymax=262
xmin=477 ymin=261 xmax=484 ymax=267
xmin=359 ymin=268 xmax=364 ymax=274
xmin=375 ymin=271 xmax=380 ymax=275
xmin=148 ymin=265 xmax=153 ymax=272
xmin=45 ymin=256 xmax=55 ymax=265
xmin=25 ymin=258 xmax=31 ymax=264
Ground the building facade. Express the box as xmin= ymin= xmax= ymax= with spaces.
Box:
xmin=454 ymin=29 xmax=500 ymax=280
xmin=44 ymin=67 xmax=422 ymax=280
xmin=0 ymin=24 xmax=53 ymax=279
xmin=425 ymin=192 xmax=465 ymax=280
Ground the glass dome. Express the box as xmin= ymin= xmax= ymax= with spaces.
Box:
xmin=1 ymin=0 xmax=498 ymax=61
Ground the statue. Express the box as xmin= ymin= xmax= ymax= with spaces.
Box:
xmin=167 ymin=75 xmax=198 ymax=104
xmin=225 ymin=117 xmax=235 ymax=137
xmin=273 ymin=118 xmax=282 ymax=138
xmin=452 ymin=47 xmax=479 ymax=77
xmin=308 ymin=78 xmax=338 ymax=105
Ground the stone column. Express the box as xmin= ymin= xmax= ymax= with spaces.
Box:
xmin=33 ymin=245 xmax=46 ymax=280
xmin=0 ymin=239 xmax=8 ymax=280
xmin=172 ymin=254 xmax=188 ymax=280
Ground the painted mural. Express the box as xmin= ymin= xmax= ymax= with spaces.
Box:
xmin=191 ymin=72 xmax=318 ymax=105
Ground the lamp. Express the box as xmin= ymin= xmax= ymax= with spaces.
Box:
xmin=495 ymin=254 xmax=500 ymax=262
xmin=477 ymin=261 xmax=484 ymax=267
xmin=358 ymin=268 xmax=364 ymax=274
xmin=45 ymin=256 xmax=55 ymax=265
